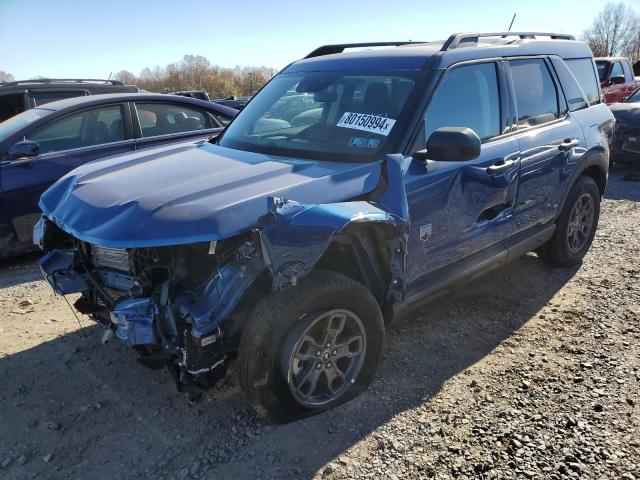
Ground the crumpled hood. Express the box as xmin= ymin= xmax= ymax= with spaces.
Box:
xmin=40 ymin=140 xmax=382 ymax=247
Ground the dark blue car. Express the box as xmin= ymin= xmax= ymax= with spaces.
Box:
xmin=0 ymin=93 xmax=236 ymax=257
xmin=36 ymin=33 xmax=613 ymax=421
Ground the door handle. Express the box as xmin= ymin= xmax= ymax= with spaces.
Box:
xmin=486 ymin=159 xmax=515 ymax=175
xmin=558 ymin=138 xmax=580 ymax=151
xmin=0 ymin=160 xmax=10 ymax=167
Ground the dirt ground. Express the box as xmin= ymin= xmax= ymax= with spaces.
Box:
xmin=0 ymin=167 xmax=638 ymax=480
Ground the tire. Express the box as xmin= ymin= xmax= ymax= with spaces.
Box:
xmin=237 ymin=270 xmax=384 ymax=422
xmin=540 ymin=175 xmax=600 ymax=267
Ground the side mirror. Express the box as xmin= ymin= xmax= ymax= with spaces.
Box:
xmin=415 ymin=127 xmax=481 ymax=162
xmin=8 ymin=140 xmax=39 ymax=160
xmin=610 ymin=75 xmax=626 ymax=85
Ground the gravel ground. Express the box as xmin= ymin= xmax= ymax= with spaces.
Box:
xmin=0 ymin=167 xmax=638 ymax=480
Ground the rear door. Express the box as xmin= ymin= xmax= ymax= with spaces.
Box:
xmin=507 ymin=58 xmax=585 ymax=235
xmin=405 ymin=60 xmax=520 ymax=286
xmin=0 ymin=103 xmax=134 ymax=244
xmin=132 ymin=101 xmax=221 ymax=150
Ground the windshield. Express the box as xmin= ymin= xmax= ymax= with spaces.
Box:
xmin=0 ymin=108 xmax=51 ymax=141
xmin=627 ymin=88 xmax=640 ymax=103
xmin=595 ymin=61 xmax=609 ymax=82
xmin=218 ymin=71 xmax=418 ymax=161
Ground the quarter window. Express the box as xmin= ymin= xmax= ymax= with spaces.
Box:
xmin=426 ymin=62 xmax=501 ymax=141
xmin=135 ymin=103 xmax=211 ymax=138
xmin=28 ymin=105 xmax=125 ymax=155
xmin=566 ymin=58 xmax=601 ymax=106
xmin=31 ymin=91 xmax=86 ymax=106
xmin=551 ymin=59 xmax=588 ymax=112
xmin=509 ymin=59 xmax=559 ymax=128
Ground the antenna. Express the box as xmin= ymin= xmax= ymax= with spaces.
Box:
xmin=508 ymin=13 xmax=516 ymax=31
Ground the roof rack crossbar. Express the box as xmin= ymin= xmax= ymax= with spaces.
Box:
xmin=304 ymin=41 xmax=427 ymax=59
xmin=1 ymin=78 xmax=124 ymax=87
xmin=441 ymin=32 xmax=575 ymax=51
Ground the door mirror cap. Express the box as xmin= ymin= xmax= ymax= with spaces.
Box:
xmin=417 ymin=127 xmax=481 ymax=162
xmin=8 ymin=140 xmax=39 ymax=160
xmin=610 ymin=75 xmax=626 ymax=85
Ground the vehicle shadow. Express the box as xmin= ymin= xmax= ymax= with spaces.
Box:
xmin=0 ymin=253 xmax=578 ymax=479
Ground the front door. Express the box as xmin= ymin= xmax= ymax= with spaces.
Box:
xmin=405 ymin=61 xmax=520 ymax=286
xmin=0 ymin=104 xmax=134 ymax=244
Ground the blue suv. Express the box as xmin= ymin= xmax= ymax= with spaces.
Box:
xmin=36 ymin=32 xmax=614 ymax=421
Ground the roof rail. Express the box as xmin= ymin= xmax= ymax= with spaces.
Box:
xmin=441 ymin=32 xmax=576 ymax=51
xmin=304 ymin=41 xmax=427 ymax=59
xmin=1 ymin=78 xmax=124 ymax=87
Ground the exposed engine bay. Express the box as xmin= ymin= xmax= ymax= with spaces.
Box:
xmin=36 ymin=219 xmax=266 ymax=397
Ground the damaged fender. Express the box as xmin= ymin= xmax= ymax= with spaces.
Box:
xmin=258 ymin=154 xmax=411 ymax=302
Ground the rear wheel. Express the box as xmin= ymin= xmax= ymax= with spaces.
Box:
xmin=540 ymin=175 xmax=600 ymax=267
xmin=237 ymin=271 xmax=384 ymax=422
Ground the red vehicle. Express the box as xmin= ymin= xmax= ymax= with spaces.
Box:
xmin=595 ymin=57 xmax=639 ymax=103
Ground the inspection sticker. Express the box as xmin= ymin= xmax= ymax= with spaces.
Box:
xmin=336 ymin=112 xmax=396 ymax=136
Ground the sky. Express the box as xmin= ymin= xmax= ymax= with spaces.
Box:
xmin=1 ymin=0 xmax=639 ymax=79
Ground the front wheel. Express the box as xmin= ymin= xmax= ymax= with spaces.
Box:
xmin=237 ymin=271 xmax=384 ymax=422
xmin=540 ymin=175 xmax=600 ymax=267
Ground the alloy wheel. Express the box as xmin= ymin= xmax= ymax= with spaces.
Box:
xmin=285 ymin=309 xmax=367 ymax=408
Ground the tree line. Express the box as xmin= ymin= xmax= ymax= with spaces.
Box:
xmin=113 ymin=55 xmax=277 ymax=99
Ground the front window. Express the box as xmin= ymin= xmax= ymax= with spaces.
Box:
xmin=596 ymin=61 xmax=609 ymax=82
xmin=610 ymin=61 xmax=624 ymax=79
xmin=218 ymin=71 xmax=418 ymax=161
xmin=27 ymin=105 xmax=125 ymax=155
xmin=426 ymin=62 xmax=501 ymax=141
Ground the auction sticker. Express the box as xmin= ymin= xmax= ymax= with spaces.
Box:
xmin=336 ymin=112 xmax=396 ymax=136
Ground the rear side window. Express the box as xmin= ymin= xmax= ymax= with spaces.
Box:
xmin=426 ymin=62 xmax=501 ymax=141
xmin=551 ymin=59 xmax=589 ymax=112
xmin=31 ymin=91 xmax=86 ymax=106
xmin=566 ymin=59 xmax=601 ymax=106
xmin=509 ymin=59 xmax=559 ymax=128
xmin=135 ymin=103 xmax=211 ymax=138
xmin=596 ymin=61 xmax=608 ymax=82
xmin=0 ymin=93 xmax=26 ymax=122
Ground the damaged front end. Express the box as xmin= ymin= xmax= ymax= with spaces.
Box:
xmin=35 ymin=154 xmax=410 ymax=396
xmin=36 ymin=218 xmax=265 ymax=394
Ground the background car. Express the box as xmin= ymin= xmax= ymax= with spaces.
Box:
xmin=0 ymin=93 xmax=237 ymax=257
xmin=595 ymin=57 xmax=639 ymax=103
xmin=169 ymin=90 xmax=211 ymax=101
xmin=610 ymin=87 xmax=640 ymax=164
xmin=0 ymin=78 xmax=138 ymax=122
xmin=212 ymin=96 xmax=251 ymax=110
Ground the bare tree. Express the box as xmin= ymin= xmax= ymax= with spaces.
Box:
xmin=0 ymin=71 xmax=15 ymax=83
xmin=114 ymin=70 xmax=137 ymax=86
xmin=583 ymin=2 xmax=639 ymax=58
